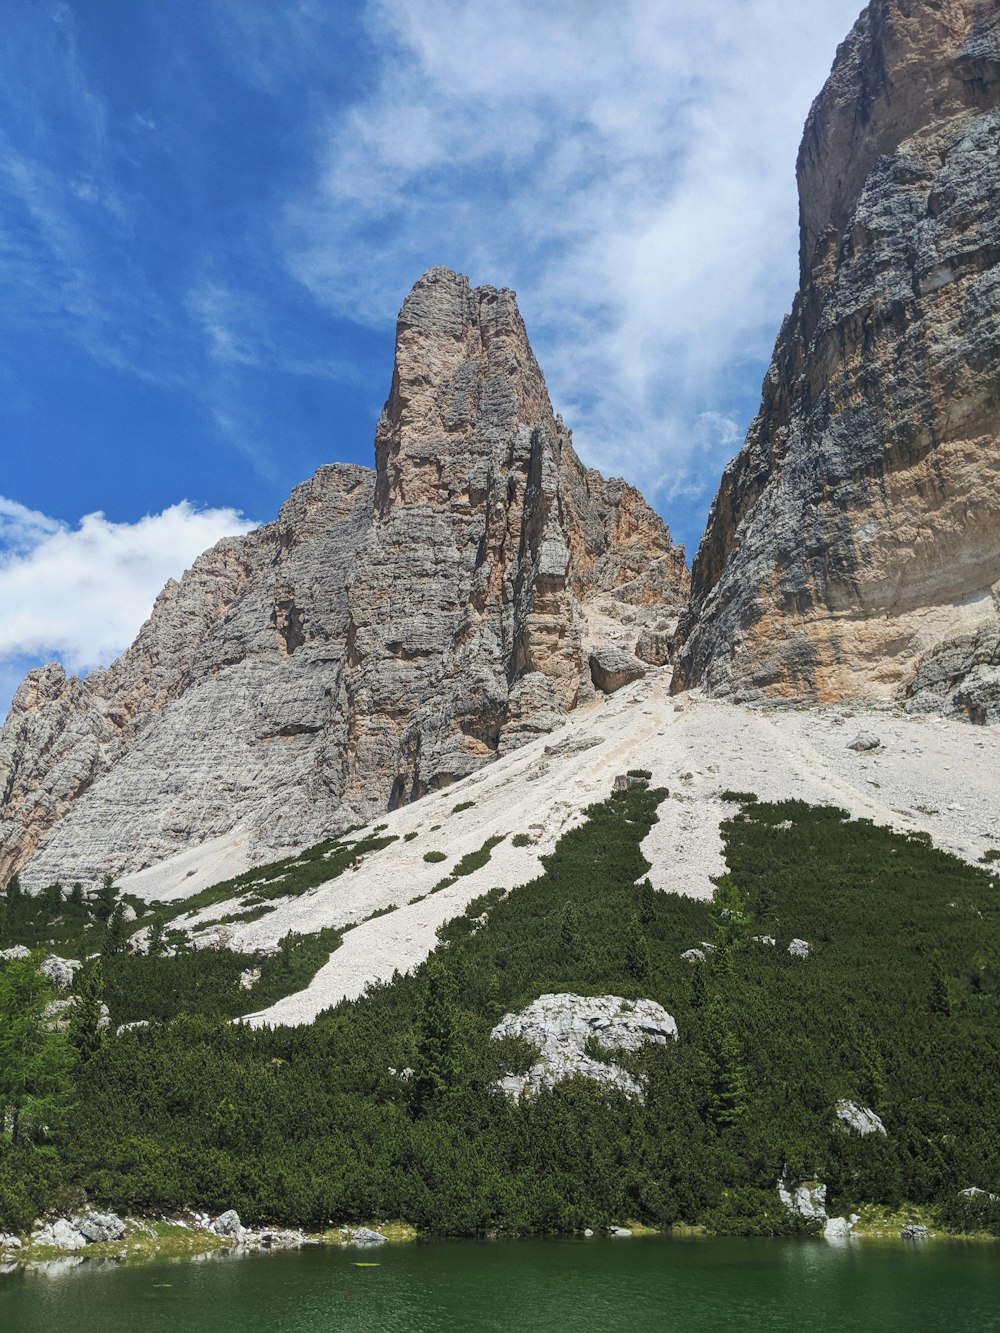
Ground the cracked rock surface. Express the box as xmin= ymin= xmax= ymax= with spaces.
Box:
xmin=0 ymin=269 xmax=686 ymax=892
xmin=675 ymin=0 xmax=1000 ymax=718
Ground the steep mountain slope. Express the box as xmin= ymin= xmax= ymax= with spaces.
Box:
xmin=674 ymin=0 xmax=1000 ymax=718
xmin=0 ymin=268 xmax=687 ymax=891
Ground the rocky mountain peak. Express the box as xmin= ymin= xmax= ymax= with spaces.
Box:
xmin=0 ymin=269 xmax=687 ymax=891
xmin=674 ymin=0 xmax=1000 ymax=719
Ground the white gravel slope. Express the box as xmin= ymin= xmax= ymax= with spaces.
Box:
xmin=126 ymin=671 xmax=1000 ymax=1026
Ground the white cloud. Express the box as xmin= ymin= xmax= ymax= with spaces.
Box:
xmin=0 ymin=498 xmax=255 ymax=682
xmin=281 ymin=0 xmax=863 ymax=541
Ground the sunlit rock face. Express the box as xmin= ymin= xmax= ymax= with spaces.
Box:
xmin=0 ymin=268 xmax=687 ymax=890
xmin=673 ymin=0 xmax=1000 ymax=721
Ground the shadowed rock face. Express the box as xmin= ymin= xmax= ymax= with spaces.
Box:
xmin=674 ymin=0 xmax=1000 ymax=719
xmin=0 ymin=268 xmax=687 ymax=890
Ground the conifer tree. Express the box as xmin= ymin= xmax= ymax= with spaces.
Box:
xmin=0 ymin=955 xmax=74 ymax=1146
xmin=147 ymin=916 xmax=166 ymax=958
xmin=411 ymin=959 xmax=460 ymax=1116
xmin=103 ymin=902 xmax=129 ymax=956
xmin=929 ymin=955 xmax=952 ymax=1018
xmin=705 ymin=1001 xmax=748 ymax=1129
xmin=559 ymin=901 xmax=580 ymax=956
xmin=95 ymin=873 xmax=118 ymax=922
xmin=4 ymin=874 xmax=22 ymax=905
xmin=69 ymin=960 xmax=106 ymax=1064
xmin=623 ymin=914 xmax=650 ymax=983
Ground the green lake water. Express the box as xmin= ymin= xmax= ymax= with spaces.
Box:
xmin=1 ymin=1236 xmax=998 ymax=1333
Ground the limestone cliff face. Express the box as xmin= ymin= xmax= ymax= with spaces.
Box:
xmin=674 ymin=0 xmax=1000 ymax=720
xmin=0 ymin=269 xmax=687 ymax=889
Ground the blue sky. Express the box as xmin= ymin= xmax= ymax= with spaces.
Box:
xmin=0 ymin=0 xmax=863 ymax=716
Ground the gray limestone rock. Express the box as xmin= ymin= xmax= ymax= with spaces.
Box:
xmin=40 ymin=956 xmax=80 ymax=991
xmin=589 ymin=649 xmax=647 ymax=695
xmin=674 ymin=1 xmax=1000 ymax=717
xmin=823 ymin=1216 xmax=853 ymax=1241
xmin=835 ymin=1099 xmax=887 ymax=1137
xmin=848 ymin=732 xmax=881 ymax=752
xmin=777 ymin=1171 xmax=827 ymax=1223
xmin=347 ymin=1227 xmax=387 ymax=1247
xmin=788 ymin=939 xmax=812 ymax=959
xmin=33 ymin=1219 xmax=87 ymax=1251
xmin=75 ymin=1212 xmax=125 ymax=1244
xmin=900 ymin=1224 xmax=928 ymax=1241
xmin=634 ymin=629 xmax=672 ymax=667
xmin=1 ymin=270 xmax=687 ymax=894
xmin=491 ymin=992 xmax=677 ymax=1100
xmin=211 ymin=1210 xmax=243 ymax=1239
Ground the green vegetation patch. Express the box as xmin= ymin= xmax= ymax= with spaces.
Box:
xmin=423 ymin=851 xmax=447 ymax=864
xmin=452 ymin=835 xmax=506 ymax=878
xmin=7 ymin=789 xmax=1000 ymax=1242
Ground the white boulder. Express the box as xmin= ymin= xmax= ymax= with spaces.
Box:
xmin=491 ymin=993 xmax=678 ymax=1101
xmin=835 ymin=1100 xmax=887 ymax=1137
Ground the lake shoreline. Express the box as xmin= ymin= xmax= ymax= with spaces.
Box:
xmin=7 ymin=1207 xmax=997 ymax=1274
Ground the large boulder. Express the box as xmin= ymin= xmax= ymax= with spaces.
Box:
xmin=33 ymin=1218 xmax=87 ymax=1251
xmin=211 ymin=1209 xmax=243 ymax=1239
xmin=491 ymin=993 xmax=677 ymax=1100
xmin=75 ymin=1212 xmax=125 ymax=1244
xmin=589 ymin=649 xmax=647 ymax=695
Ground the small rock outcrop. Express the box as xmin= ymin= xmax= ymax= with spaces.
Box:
xmin=835 ymin=1099 xmax=887 ymax=1137
xmin=901 ymin=1224 xmax=929 ymax=1241
xmin=788 ymin=939 xmax=811 ymax=959
xmin=211 ymin=1210 xmax=243 ymax=1240
xmin=674 ymin=0 xmax=1000 ymax=718
xmin=0 ymin=269 xmax=687 ymax=892
xmin=777 ymin=1170 xmax=827 ymax=1223
xmin=490 ymin=993 xmax=678 ymax=1100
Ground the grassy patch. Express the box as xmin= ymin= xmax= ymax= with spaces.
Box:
xmin=452 ymin=801 xmax=477 ymax=814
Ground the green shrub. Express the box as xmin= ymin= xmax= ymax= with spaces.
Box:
xmin=423 ymin=851 xmax=447 ymax=865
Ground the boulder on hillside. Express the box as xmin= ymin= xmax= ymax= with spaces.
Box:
xmin=589 ymin=649 xmax=646 ymax=695
xmin=491 ymin=993 xmax=677 ymax=1101
xmin=835 ymin=1099 xmax=887 ymax=1137
xmin=634 ymin=630 xmax=671 ymax=667
xmin=848 ymin=732 xmax=881 ymax=752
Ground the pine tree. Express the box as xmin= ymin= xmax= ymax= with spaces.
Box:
xmin=103 ymin=902 xmax=129 ymax=956
xmin=559 ymin=902 xmax=580 ymax=956
xmin=929 ymin=955 xmax=952 ymax=1018
xmin=68 ymin=882 xmax=85 ymax=911
xmin=411 ymin=959 xmax=460 ymax=1116
xmin=4 ymin=875 xmax=22 ymax=905
xmin=94 ymin=873 xmax=118 ymax=922
xmin=40 ymin=881 xmax=63 ymax=915
xmin=705 ymin=1000 xmax=748 ymax=1130
xmin=639 ymin=879 xmax=657 ymax=927
xmin=68 ymin=960 xmax=106 ymax=1064
xmin=0 ymin=955 xmax=74 ymax=1146
xmin=623 ymin=914 xmax=650 ymax=983
xmin=147 ymin=916 xmax=166 ymax=958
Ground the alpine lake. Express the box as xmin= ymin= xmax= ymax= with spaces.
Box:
xmin=1 ymin=1234 xmax=998 ymax=1332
